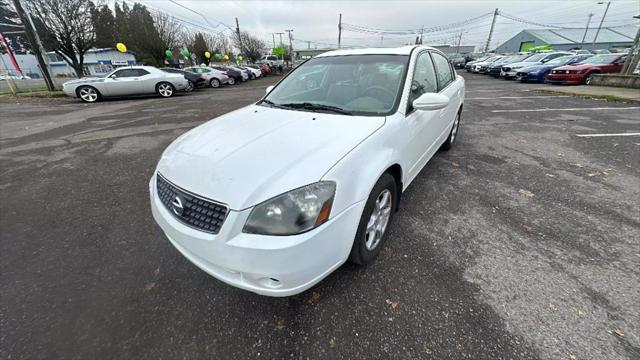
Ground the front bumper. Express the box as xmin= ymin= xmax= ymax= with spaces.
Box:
xmin=545 ymin=74 xmax=584 ymax=85
xmin=515 ymin=72 xmax=543 ymax=83
xmin=500 ymin=70 xmax=518 ymax=79
xmin=149 ymin=174 xmax=364 ymax=296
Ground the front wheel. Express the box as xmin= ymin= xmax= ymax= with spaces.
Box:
xmin=77 ymin=86 xmax=100 ymax=103
xmin=585 ymin=73 xmax=595 ymax=85
xmin=227 ymin=77 xmax=236 ymax=85
xmin=349 ymin=173 xmax=396 ymax=265
xmin=441 ymin=111 xmax=461 ymax=151
xmin=185 ymin=80 xmax=194 ymax=92
xmin=210 ymin=78 xmax=220 ymax=88
xmin=156 ymin=82 xmax=175 ymax=97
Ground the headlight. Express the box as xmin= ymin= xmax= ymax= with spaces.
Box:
xmin=243 ymin=181 xmax=336 ymax=235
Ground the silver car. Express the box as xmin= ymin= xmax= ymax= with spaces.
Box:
xmin=184 ymin=66 xmax=229 ymax=88
xmin=62 ymin=66 xmax=189 ymax=103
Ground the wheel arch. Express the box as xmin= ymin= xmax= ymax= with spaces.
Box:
xmin=384 ymin=164 xmax=403 ymax=211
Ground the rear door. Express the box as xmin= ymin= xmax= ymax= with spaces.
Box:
xmin=431 ymin=51 xmax=462 ymax=139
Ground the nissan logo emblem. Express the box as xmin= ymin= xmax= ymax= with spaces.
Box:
xmin=171 ymin=195 xmax=185 ymax=216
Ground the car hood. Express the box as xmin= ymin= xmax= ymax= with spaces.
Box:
xmin=505 ymin=61 xmax=541 ymax=69
xmin=519 ymin=64 xmax=551 ymax=73
xmin=157 ymin=104 xmax=385 ymax=210
xmin=63 ymin=77 xmax=105 ymax=86
xmin=553 ymin=63 xmax=596 ymax=71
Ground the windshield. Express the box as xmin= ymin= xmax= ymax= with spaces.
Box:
xmin=545 ymin=55 xmax=575 ymax=66
xmin=524 ymin=53 xmax=547 ymax=62
xmin=262 ymin=54 xmax=409 ymax=116
xmin=583 ymin=54 xmax=619 ymax=64
xmin=508 ymin=54 xmax=531 ymax=63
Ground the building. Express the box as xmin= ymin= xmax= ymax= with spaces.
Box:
xmin=293 ymin=48 xmax=336 ymax=60
xmin=0 ymin=53 xmax=40 ymax=78
xmin=46 ymin=48 xmax=136 ymax=77
xmin=495 ymin=26 xmax=637 ymax=53
xmin=428 ymin=44 xmax=475 ymax=54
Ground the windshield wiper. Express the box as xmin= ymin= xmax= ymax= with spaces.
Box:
xmin=278 ymin=102 xmax=353 ymax=115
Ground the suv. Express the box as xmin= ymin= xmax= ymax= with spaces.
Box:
xmin=259 ymin=54 xmax=284 ymax=69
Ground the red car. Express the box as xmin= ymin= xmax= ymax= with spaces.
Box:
xmin=545 ymin=53 xmax=627 ymax=85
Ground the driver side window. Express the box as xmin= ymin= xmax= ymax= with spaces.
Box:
xmin=408 ymin=52 xmax=437 ymax=112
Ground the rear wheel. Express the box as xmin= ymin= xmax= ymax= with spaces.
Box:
xmin=349 ymin=173 xmax=396 ymax=265
xmin=441 ymin=110 xmax=461 ymax=151
xmin=227 ymin=77 xmax=236 ymax=85
xmin=156 ymin=82 xmax=175 ymax=97
xmin=77 ymin=86 xmax=100 ymax=103
xmin=210 ymin=78 xmax=220 ymax=88
xmin=185 ymin=81 xmax=194 ymax=92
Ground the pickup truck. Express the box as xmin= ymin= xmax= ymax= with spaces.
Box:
xmin=258 ymin=55 xmax=284 ymax=69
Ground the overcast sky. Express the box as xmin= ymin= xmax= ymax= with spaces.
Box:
xmin=139 ymin=0 xmax=640 ymax=50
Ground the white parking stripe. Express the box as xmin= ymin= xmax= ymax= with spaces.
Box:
xmin=575 ymin=133 xmax=640 ymax=137
xmin=492 ymin=107 xmax=640 ymax=113
xmin=467 ymin=96 xmax=570 ymax=100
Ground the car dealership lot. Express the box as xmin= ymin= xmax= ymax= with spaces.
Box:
xmin=1 ymin=74 xmax=638 ymax=359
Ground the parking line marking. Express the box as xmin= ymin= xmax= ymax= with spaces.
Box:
xmin=575 ymin=133 xmax=640 ymax=137
xmin=492 ymin=107 xmax=640 ymax=113
xmin=467 ymin=96 xmax=570 ymax=100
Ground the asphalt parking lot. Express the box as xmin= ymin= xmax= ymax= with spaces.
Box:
xmin=1 ymin=73 xmax=638 ymax=359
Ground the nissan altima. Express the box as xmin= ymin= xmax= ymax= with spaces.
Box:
xmin=150 ymin=46 xmax=465 ymax=296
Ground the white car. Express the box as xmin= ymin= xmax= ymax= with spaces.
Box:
xmin=62 ymin=66 xmax=188 ymax=103
xmin=240 ymin=66 xmax=262 ymax=79
xmin=150 ymin=46 xmax=465 ymax=296
xmin=258 ymin=54 xmax=283 ymax=69
xmin=184 ymin=66 xmax=229 ymax=88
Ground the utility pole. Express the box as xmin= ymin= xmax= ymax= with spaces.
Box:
xmin=12 ymin=0 xmax=54 ymax=91
xmin=456 ymin=31 xmax=463 ymax=53
xmin=235 ymin=17 xmax=243 ymax=56
xmin=581 ymin=13 xmax=594 ymax=45
xmin=271 ymin=33 xmax=276 ymax=49
xmin=484 ymin=8 xmax=498 ymax=53
xmin=419 ymin=26 xmax=424 ymax=44
xmin=275 ymin=32 xmax=284 ymax=47
xmin=285 ymin=29 xmax=294 ymax=66
xmin=592 ymin=1 xmax=611 ymax=50
xmin=338 ymin=13 xmax=342 ymax=49
xmin=307 ymin=41 xmax=311 ymax=49
xmin=621 ymin=15 xmax=640 ymax=74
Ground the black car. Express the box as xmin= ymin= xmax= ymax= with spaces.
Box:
xmin=211 ymin=66 xmax=244 ymax=84
xmin=160 ymin=68 xmax=205 ymax=91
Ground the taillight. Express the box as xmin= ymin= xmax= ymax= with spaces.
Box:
xmin=223 ymin=71 xmax=228 ymax=75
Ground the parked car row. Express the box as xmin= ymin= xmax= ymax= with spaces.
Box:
xmin=62 ymin=63 xmax=274 ymax=103
xmin=464 ymin=52 xmax=628 ymax=85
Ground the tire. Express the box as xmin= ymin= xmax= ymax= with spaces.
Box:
xmin=585 ymin=72 xmax=597 ymax=85
xmin=227 ymin=77 xmax=236 ymax=85
xmin=349 ymin=173 xmax=397 ymax=265
xmin=156 ymin=82 xmax=175 ymax=97
xmin=440 ymin=110 xmax=461 ymax=151
xmin=77 ymin=85 xmax=100 ymax=103
xmin=209 ymin=78 xmax=220 ymax=88
xmin=185 ymin=81 xmax=194 ymax=92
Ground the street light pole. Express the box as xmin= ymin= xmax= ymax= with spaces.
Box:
xmin=592 ymin=1 xmax=611 ymax=50
xmin=581 ymin=13 xmax=594 ymax=45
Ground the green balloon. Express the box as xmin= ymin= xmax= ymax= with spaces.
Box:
xmin=165 ymin=50 xmax=172 ymax=57
xmin=181 ymin=49 xmax=190 ymax=58
xmin=214 ymin=53 xmax=222 ymax=60
xmin=237 ymin=55 xmax=243 ymax=61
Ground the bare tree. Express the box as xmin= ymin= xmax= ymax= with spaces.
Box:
xmin=26 ymin=0 xmax=96 ymax=77
xmin=232 ymin=31 xmax=265 ymax=62
xmin=204 ymin=33 xmax=231 ymax=55
xmin=153 ymin=11 xmax=182 ymax=50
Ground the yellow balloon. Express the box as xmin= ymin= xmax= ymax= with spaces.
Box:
xmin=223 ymin=55 xmax=229 ymax=61
xmin=205 ymin=51 xmax=211 ymax=59
xmin=116 ymin=42 xmax=127 ymax=53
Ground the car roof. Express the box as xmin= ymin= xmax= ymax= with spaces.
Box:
xmin=316 ymin=45 xmax=439 ymax=58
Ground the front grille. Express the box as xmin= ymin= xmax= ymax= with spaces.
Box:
xmin=502 ymin=67 xmax=511 ymax=72
xmin=156 ymin=174 xmax=228 ymax=234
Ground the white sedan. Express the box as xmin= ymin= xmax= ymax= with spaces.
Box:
xmin=184 ymin=66 xmax=229 ymax=88
xmin=62 ymin=66 xmax=188 ymax=103
xmin=150 ymin=46 xmax=465 ymax=296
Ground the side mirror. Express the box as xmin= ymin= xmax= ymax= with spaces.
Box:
xmin=265 ymin=85 xmax=274 ymax=94
xmin=412 ymin=93 xmax=450 ymax=111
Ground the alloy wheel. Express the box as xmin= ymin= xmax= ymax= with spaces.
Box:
xmin=79 ymin=87 xmax=98 ymax=102
xmin=228 ymin=77 xmax=235 ymax=85
xmin=158 ymin=83 xmax=173 ymax=97
xmin=364 ymin=189 xmax=392 ymax=250
xmin=450 ymin=113 xmax=460 ymax=142
xmin=185 ymin=81 xmax=194 ymax=92
xmin=211 ymin=79 xmax=220 ymax=88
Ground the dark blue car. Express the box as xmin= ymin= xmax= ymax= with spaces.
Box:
xmin=515 ymin=54 xmax=592 ymax=83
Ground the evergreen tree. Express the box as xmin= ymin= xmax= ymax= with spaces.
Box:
xmin=91 ymin=5 xmax=116 ymax=48
xmin=192 ymin=32 xmax=208 ymax=64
